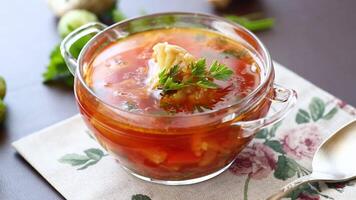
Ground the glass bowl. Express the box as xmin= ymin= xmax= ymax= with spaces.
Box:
xmin=60 ymin=12 xmax=297 ymax=185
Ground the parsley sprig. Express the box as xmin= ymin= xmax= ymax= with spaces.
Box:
xmin=158 ymin=59 xmax=233 ymax=93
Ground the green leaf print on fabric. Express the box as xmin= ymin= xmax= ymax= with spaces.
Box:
xmin=131 ymin=194 xmax=152 ymax=200
xmin=274 ymin=155 xmax=297 ymax=180
xmin=58 ymin=154 xmax=90 ymax=166
xmin=255 ymin=129 xmax=268 ymax=139
xmin=309 ymin=97 xmax=326 ymax=121
xmin=288 ymin=184 xmax=320 ymax=200
xmin=230 ymin=96 xmax=342 ymax=200
xmin=58 ymin=148 xmax=107 ymax=170
xmin=323 ymin=107 xmax=338 ymax=120
xmin=296 ymin=109 xmax=310 ymax=124
xmin=255 ymin=121 xmax=282 ymax=140
xmin=269 ymin=121 xmax=282 ymax=137
xmin=84 ymin=148 xmax=105 ymax=160
xmin=295 ymin=97 xmax=338 ymax=124
xmin=264 ymin=140 xmax=285 ymax=154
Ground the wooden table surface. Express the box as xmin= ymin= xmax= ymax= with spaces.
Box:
xmin=0 ymin=0 xmax=355 ymax=199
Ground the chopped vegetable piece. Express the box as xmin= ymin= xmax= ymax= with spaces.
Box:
xmin=149 ymin=42 xmax=195 ymax=88
xmin=198 ymin=150 xmax=217 ymax=167
xmin=166 ymin=152 xmax=201 ymax=165
xmin=142 ymin=149 xmax=167 ymax=164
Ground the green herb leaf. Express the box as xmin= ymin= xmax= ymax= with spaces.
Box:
xmin=158 ymin=59 xmax=232 ymax=93
xmin=158 ymin=69 xmax=168 ymax=85
xmin=168 ymin=65 xmax=180 ymax=78
xmin=162 ymin=77 xmax=185 ymax=92
xmin=191 ymin=59 xmax=206 ymax=77
xmin=196 ymin=79 xmax=219 ymax=89
xmin=209 ymin=61 xmax=233 ymax=80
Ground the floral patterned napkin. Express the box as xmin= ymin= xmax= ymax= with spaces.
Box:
xmin=13 ymin=62 xmax=356 ymax=200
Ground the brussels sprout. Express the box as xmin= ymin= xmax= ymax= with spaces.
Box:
xmin=0 ymin=100 xmax=5 ymax=123
xmin=58 ymin=10 xmax=98 ymax=38
xmin=0 ymin=76 xmax=6 ymax=100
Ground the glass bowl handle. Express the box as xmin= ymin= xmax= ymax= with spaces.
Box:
xmin=233 ymin=84 xmax=297 ymax=133
xmin=60 ymin=22 xmax=107 ymax=75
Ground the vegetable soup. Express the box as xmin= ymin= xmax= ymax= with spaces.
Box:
xmin=76 ymin=27 xmax=271 ymax=180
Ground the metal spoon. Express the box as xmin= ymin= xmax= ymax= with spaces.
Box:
xmin=267 ymin=119 xmax=356 ymax=200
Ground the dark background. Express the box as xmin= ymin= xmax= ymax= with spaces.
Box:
xmin=0 ymin=0 xmax=355 ymax=199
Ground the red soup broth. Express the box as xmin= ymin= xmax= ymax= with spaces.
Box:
xmin=76 ymin=28 xmax=272 ymax=180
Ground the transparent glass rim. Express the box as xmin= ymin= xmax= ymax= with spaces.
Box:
xmin=76 ymin=12 xmax=274 ymax=118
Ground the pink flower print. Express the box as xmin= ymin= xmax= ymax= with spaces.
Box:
xmin=279 ymin=124 xmax=322 ymax=160
xmin=297 ymin=193 xmax=320 ymax=200
xmin=334 ymin=98 xmax=356 ymax=116
xmin=230 ymin=143 xmax=277 ymax=179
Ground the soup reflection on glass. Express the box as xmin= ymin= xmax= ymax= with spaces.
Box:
xmin=62 ymin=13 xmax=296 ymax=185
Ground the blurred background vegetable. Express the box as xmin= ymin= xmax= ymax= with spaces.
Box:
xmin=58 ymin=9 xmax=98 ymax=38
xmin=43 ymin=45 xmax=74 ymax=86
xmin=208 ymin=0 xmax=231 ymax=9
xmin=0 ymin=76 xmax=6 ymax=100
xmin=43 ymin=0 xmax=126 ymax=87
xmin=47 ymin=0 xmax=116 ymax=17
xmin=0 ymin=76 xmax=7 ymax=123
xmin=110 ymin=8 xmax=126 ymax=22
xmin=225 ymin=13 xmax=275 ymax=32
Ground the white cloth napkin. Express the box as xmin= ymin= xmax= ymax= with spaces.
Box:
xmin=13 ymin=62 xmax=356 ymax=200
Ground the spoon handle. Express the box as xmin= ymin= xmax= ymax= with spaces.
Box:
xmin=266 ymin=175 xmax=315 ymax=200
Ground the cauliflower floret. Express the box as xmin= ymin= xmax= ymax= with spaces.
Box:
xmin=148 ymin=42 xmax=195 ymax=89
xmin=152 ymin=42 xmax=195 ymax=72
